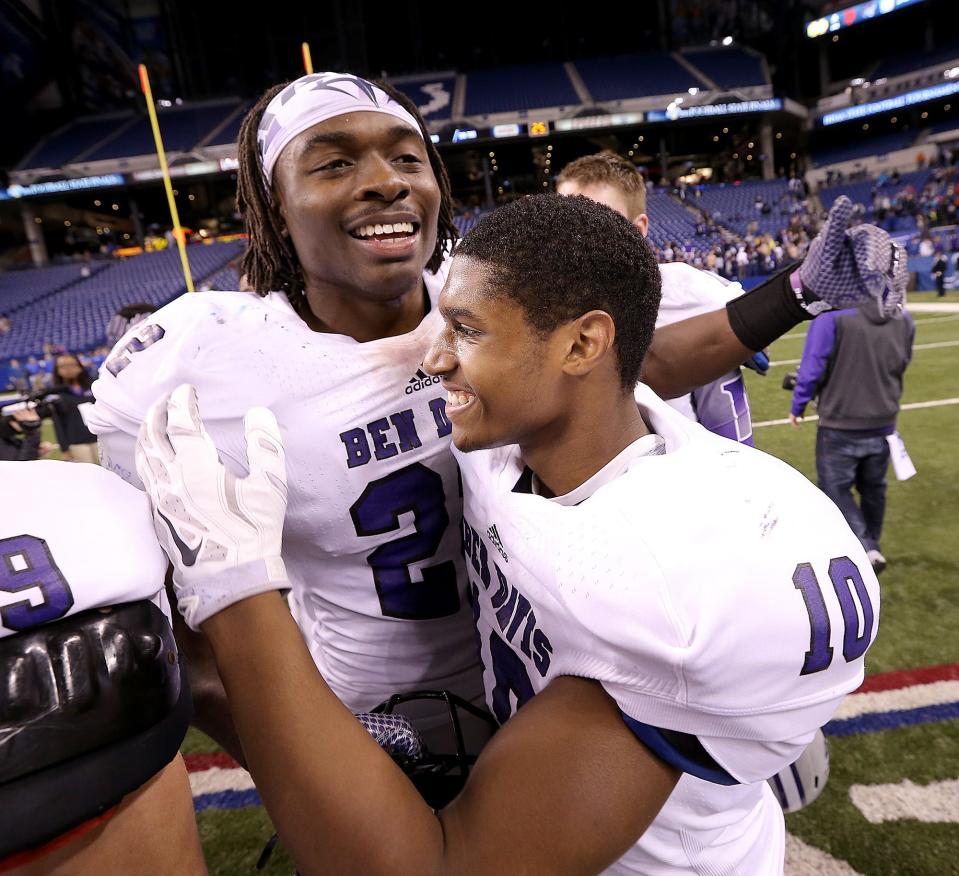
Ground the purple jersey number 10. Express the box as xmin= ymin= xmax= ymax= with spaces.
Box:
xmin=793 ymin=556 xmax=875 ymax=676
xmin=0 ymin=535 xmax=74 ymax=632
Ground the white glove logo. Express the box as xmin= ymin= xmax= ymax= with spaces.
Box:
xmin=135 ymin=383 xmax=289 ymax=630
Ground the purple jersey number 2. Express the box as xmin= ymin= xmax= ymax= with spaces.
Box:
xmin=0 ymin=534 xmax=74 ymax=632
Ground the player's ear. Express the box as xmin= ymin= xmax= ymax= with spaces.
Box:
xmin=561 ymin=310 xmax=616 ymax=379
xmin=271 ymin=183 xmax=291 ymax=238
xmin=633 ymin=213 xmax=649 ymax=238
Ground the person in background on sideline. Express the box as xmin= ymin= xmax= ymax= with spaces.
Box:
xmin=49 ymin=353 xmax=99 ymax=463
xmin=790 ymin=301 xmax=915 ymax=574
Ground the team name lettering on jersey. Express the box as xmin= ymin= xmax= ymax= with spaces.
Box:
xmin=338 ymin=398 xmax=451 ymax=469
xmin=461 ymin=517 xmax=552 ymax=677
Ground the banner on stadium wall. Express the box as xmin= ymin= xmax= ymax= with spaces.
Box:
xmin=646 ymin=99 xmax=782 ymax=123
xmin=554 ymin=113 xmax=643 ymax=132
xmin=820 ymin=82 xmax=959 ymax=126
xmin=0 ymin=174 xmax=126 ymax=201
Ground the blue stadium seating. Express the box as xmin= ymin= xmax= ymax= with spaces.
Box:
xmin=575 ymin=54 xmax=700 ymax=101
xmin=0 ymin=262 xmax=110 ymax=315
xmin=0 ymin=241 xmax=244 ymax=359
xmin=681 ymin=49 xmax=767 ymax=89
xmin=207 ymin=101 xmax=255 ymax=146
xmin=812 ymin=131 xmax=918 ymax=167
xmin=694 ymin=179 xmax=794 ymax=238
xmin=818 ymin=168 xmax=935 ymax=234
xmin=872 ymin=40 xmax=959 ymax=80
xmin=453 ymin=209 xmax=490 ymax=237
xmin=19 ymin=116 xmax=135 ymax=169
xmin=83 ymin=103 xmax=242 ymax=162
xmin=203 ymin=264 xmax=241 ymax=291
xmin=463 ymin=64 xmax=579 ymax=115
xmin=645 ymin=190 xmax=726 ymax=253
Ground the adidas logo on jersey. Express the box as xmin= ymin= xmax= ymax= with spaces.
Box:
xmin=487 ymin=524 xmax=508 ymax=563
xmin=406 ymin=367 xmax=441 ymax=394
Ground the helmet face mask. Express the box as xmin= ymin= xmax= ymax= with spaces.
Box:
xmin=257 ymin=690 xmax=500 ymax=869
xmin=768 ymin=728 xmax=830 ymax=814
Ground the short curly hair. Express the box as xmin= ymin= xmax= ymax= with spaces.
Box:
xmin=456 ymin=193 xmax=661 ymax=390
xmin=556 ymin=151 xmax=647 ymax=220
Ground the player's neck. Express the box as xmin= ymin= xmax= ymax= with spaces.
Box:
xmin=520 ymin=393 xmax=650 ymax=499
xmin=299 ymin=281 xmax=427 ymax=342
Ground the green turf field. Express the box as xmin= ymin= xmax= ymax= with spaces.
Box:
xmin=747 ymin=302 xmax=959 ymax=875
xmin=49 ymin=299 xmax=958 ymax=875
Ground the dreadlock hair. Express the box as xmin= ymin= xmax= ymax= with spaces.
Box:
xmin=235 ymin=77 xmax=458 ymax=302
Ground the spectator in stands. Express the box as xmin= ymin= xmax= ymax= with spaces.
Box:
xmin=0 ymin=315 xmax=10 ymax=334
xmin=48 ymin=353 xmax=99 ymax=464
xmin=790 ymin=302 xmax=915 ymax=574
xmin=6 ymin=359 xmax=27 ymax=393
xmin=24 ymin=356 xmax=46 ymax=393
xmin=919 ymin=236 xmax=935 ymax=257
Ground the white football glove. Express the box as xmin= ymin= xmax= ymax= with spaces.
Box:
xmin=135 ymin=383 xmax=289 ymax=631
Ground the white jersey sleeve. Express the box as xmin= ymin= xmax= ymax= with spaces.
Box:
xmin=90 ymin=290 xmax=267 ymax=487
xmin=90 ymin=272 xmax=486 ymax=715
xmin=0 ymin=461 xmax=169 ymax=636
xmin=655 ymin=262 xmax=743 ymax=329
xmin=459 ymin=387 xmax=877 ymax=786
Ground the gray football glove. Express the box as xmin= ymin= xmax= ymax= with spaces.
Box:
xmin=797 ymin=196 xmax=906 ymax=317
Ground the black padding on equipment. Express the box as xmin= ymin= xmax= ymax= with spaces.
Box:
xmin=0 ymin=601 xmax=192 ymax=859
xmin=0 ymin=601 xmax=182 ymax=784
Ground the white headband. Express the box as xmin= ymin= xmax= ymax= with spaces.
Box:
xmin=257 ymin=72 xmax=423 ymax=188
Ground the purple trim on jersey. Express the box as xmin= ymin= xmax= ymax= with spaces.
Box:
xmin=619 ymin=713 xmax=738 ymax=785
xmin=791 ymin=309 xmax=856 ymax=417
xmin=692 ymin=371 xmax=754 ymax=445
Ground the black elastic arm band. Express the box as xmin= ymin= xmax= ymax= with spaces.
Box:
xmin=725 ymin=267 xmax=811 ymax=352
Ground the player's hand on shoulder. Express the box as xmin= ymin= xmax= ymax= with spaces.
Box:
xmin=135 ymin=383 xmax=289 ymax=631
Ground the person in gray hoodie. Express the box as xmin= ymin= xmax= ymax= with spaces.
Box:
xmin=790 ymin=301 xmax=915 ymax=573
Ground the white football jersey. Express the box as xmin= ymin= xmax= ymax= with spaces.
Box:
xmin=88 ymin=267 xmax=485 ymax=713
xmin=456 ymin=385 xmax=879 ymax=875
xmin=657 ymin=263 xmax=752 ymax=444
xmin=0 ymin=461 xmax=170 ymax=637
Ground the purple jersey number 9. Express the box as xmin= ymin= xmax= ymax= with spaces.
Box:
xmin=0 ymin=535 xmax=74 ymax=632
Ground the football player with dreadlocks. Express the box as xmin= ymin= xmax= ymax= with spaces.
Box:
xmin=90 ymin=70 xmax=903 ymax=771
xmin=134 ymin=193 xmax=887 ymax=875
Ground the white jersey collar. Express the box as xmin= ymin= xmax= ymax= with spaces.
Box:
xmin=534 ymin=432 xmax=667 ymax=506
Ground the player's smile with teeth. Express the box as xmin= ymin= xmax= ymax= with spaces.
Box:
xmin=446 ymin=389 xmax=475 ymax=412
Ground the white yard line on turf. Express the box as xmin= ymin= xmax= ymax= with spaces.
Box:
xmin=779 ymin=311 xmax=959 ymax=341
xmin=784 ymin=835 xmax=865 ymax=876
xmin=849 ymin=778 xmax=959 ymax=825
xmin=753 ymin=397 xmax=959 ymax=429
xmin=769 ymin=339 xmax=959 ymax=367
